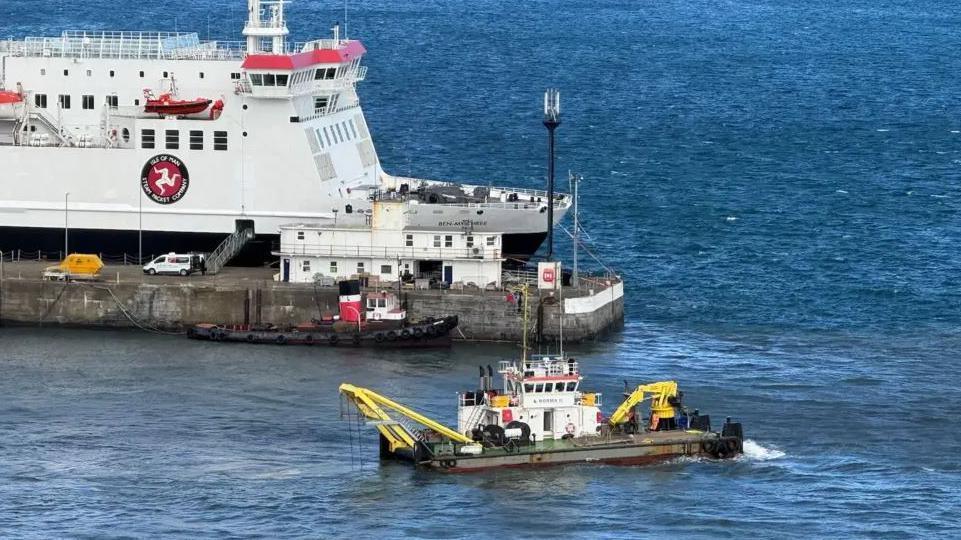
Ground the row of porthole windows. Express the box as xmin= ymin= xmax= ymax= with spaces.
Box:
xmin=40 ymin=68 xmax=240 ymax=80
xmin=140 ymin=129 xmax=229 ymax=151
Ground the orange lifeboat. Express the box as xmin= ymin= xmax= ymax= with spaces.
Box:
xmin=0 ymin=90 xmax=24 ymax=104
xmin=144 ymin=93 xmax=213 ymax=117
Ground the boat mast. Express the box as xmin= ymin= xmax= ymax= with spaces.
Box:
xmin=244 ymin=0 xmax=290 ymax=54
xmin=543 ymin=89 xmax=561 ymax=259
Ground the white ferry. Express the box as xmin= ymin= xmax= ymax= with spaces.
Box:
xmin=0 ymin=0 xmax=570 ymax=263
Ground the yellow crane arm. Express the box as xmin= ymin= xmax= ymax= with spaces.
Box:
xmin=607 ymin=381 xmax=678 ymax=426
xmin=339 ymin=383 xmax=474 ymax=446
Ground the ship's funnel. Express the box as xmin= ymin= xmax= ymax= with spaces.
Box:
xmin=338 ymin=280 xmax=363 ymax=323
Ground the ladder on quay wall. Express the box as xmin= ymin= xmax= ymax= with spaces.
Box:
xmin=206 ymin=223 xmax=255 ymax=275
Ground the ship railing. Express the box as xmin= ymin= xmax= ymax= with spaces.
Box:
xmin=274 ymin=244 xmax=502 ymax=260
xmin=387 ymin=176 xmax=571 ymax=205
xmin=501 ymin=268 xmax=539 ymax=285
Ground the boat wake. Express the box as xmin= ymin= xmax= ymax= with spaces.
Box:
xmin=740 ymin=439 xmax=785 ymax=461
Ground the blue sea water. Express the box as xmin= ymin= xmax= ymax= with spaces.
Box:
xmin=2 ymin=0 xmax=961 ymax=537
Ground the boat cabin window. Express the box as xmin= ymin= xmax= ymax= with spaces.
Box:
xmin=250 ymin=74 xmax=263 ymax=86
xmin=378 ymin=298 xmax=386 ymax=308
xmin=314 ymin=96 xmax=329 ymax=114
xmin=214 ymin=131 xmax=228 ymax=151
xmin=544 ymin=383 xmax=553 ymax=392
xmin=276 ymin=74 xmax=289 ymax=87
xmin=264 ymin=74 xmax=276 ymax=86
xmin=141 ymin=129 xmax=155 ymax=149
xmin=534 ymin=384 xmax=544 ymax=393
xmin=315 ymin=67 xmax=337 ymax=80
xmin=566 ymin=382 xmax=577 ymax=391
xmin=524 ymin=383 xmax=534 ymax=393
xmin=165 ymin=130 xmax=179 ymax=150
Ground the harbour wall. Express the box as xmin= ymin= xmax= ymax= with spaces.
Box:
xmin=0 ymin=267 xmax=623 ymax=343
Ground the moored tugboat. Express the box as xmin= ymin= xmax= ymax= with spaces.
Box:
xmin=340 ymin=355 xmax=744 ymax=472
xmin=188 ymin=280 xmax=457 ymax=348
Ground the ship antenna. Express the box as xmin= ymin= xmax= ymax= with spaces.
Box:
xmin=344 ymin=0 xmax=349 ymax=40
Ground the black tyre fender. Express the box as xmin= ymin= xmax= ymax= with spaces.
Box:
xmin=276 ymin=335 xmax=287 ymax=345
xmin=329 ymin=335 xmax=339 ymax=346
xmin=425 ymin=325 xmax=438 ymax=337
xmin=386 ymin=331 xmax=397 ymax=342
xmin=374 ymin=333 xmax=385 ymax=343
xmin=304 ymin=334 xmax=314 ymax=345
xmin=702 ymin=439 xmax=718 ymax=456
xmin=246 ymin=334 xmax=256 ymax=343
xmin=352 ymin=334 xmax=362 ymax=346
xmin=400 ymin=329 xmax=412 ymax=340
xmin=412 ymin=327 xmax=424 ymax=338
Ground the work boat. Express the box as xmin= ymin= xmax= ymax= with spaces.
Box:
xmin=340 ymin=356 xmax=744 ymax=472
xmin=0 ymin=0 xmax=571 ymax=263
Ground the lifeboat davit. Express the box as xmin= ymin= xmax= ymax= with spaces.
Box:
xmin=144 ymin=93 xmax=213 ymax=117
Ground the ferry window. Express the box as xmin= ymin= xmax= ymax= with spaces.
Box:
xmin=524 ymin=384 xmax=534 ymax=393
xmin=378 ymin=298 xmax=386 ymax=308
xmin=348 ymin=119 xmax=358 ymax=139
xmin=58 ymin=95 xmax=71 ymax=109
xmin=380 ymin=265 xmax=392 ymax=275
xmin=122 ymin=128 xmax=130 ymax=143
xmin=276 ymin=74 xmax=288 ymax=87
xmin=134 ymin=99 xmax=140 ymax=106
xmin=163 ymin=71 xmax=169 ymax=78
xmin=34 ymin=94 xmax=47 ymax=108
xmin=405 ymin=234 xmax=413 ymax=247
xmin=189 ymin=130 xmax=203 ymax=150
xmin=213 ymin=131 xmax=228 ymax=151
xmin=314 ymin=96 xmax=329 ymax=114
xmin=544 ymin=383 xmax=554 ymax=392
xmin=250 ymin=74 xmax=263 ymax=86
xmin=40 ymin=69 xmax=46 ymax=76
xmin=231 ymin=72 xmax=241 ymax=80
xmin=466 ymin=236 xmax=474 ymax=248
xmin=302 ymin=260 xmax=310 ymax=272
xmin=264 ymin=74 xmax=276 ymax=86
xmin=296 ymin=231 xmax=305 ymax=240
xmin=109 ymin=70 xmax=115 ymax=78
xmin=199 ymin=72 xmax=205 ymax=79
xmin=106 ymin=95 xmax=119 ymax=109
xmin=329 ymin=261 xmax=338 ymax=273
xmin=486 ymin=236 xmax=496 ymax=246
xmin=139 ymin=71 xmax=145 ymax=78
xmin=141 ymin=129 xmax=155 ymax=149
xmin=444 ymin=235 xmax=453 ymax=248
xmin=63 ymin=69 xmax=69 ymax=76
xmin=357 ymin=262 xmax=365 ymax=273
xmin=165 ymin=130 xmax=179 ymax=150
xmin=433 ymin=235 xmax=441 ymax=248
xmin=86 ymin=69 xmax=92 ymax=77
xmin=534 ymin=384 xmax=544 ymax=393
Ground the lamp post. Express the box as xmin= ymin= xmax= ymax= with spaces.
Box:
xmin=64 ymin=192 xmax=69 ymax=257
xmin=543 ymin=89 xmax=561 ymax=260
xmin=138 ymin=187 xmax=143 ymax=265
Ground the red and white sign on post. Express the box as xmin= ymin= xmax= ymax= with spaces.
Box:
xmin=538 ymin=261 xmax=561 ymax=290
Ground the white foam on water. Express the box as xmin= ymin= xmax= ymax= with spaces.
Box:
xmin=725 ymin=216 xmax=737 ymax=222
xmin=836 ymin=189 xmax=848 ymax=194
xmin=951 ymin=130 xmax=960 ymax=134
xmin=877 ymin=128 xmax=890 ymax=132
xmin=741 ymin=439 xmax=785 ymax=461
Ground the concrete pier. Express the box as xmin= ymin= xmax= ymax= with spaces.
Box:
xmin=0 ymin=262 xmax=623 ymax=343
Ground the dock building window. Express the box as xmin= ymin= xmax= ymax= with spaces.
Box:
xmin=82 ymin=95 xmax=94 ymax=110
xmin=58 ymin=95 xmax=71 ymax=109
xmin=444 ymin=235 xmax=453 ymax=248
xmin=189 ymin=130 xmax=203 ymax=150
xmin=213 ymin=131 xmax=228 ymax=151
xmin=329 ymin=261 xmax=338 ymax=274
xmin=166 ymin=130 xmax=179 ymax=150
xmin=486 ymin=236 xmax=496 ymax=246
xmin=302 ymin=260 xmax=311 ymax=272
xmin=380 ymin=265 xmax=392 ymax=275
xmin=357 ymin=262 xmax=365 ymax=274
xmin=405 ymin=234 xmax=413 ymax=247
xmin=34 ymin=94 xmax=47 ymax=108
xmin=433 ymin=235 xmax=441 ymax=248
xmin=296 ymin=231 xmax=305 ymax=240
xmin=466 ymin=236 xmax=474 ymax=248
xmin=141 ymin=129 xmax=155 ymax=149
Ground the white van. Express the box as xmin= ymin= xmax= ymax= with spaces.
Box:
xmin=143 ymin=253 xmax=204 ymax=276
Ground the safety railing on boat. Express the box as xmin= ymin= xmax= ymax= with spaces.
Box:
xmin=274 ymin=243 xmax=502 ymax=260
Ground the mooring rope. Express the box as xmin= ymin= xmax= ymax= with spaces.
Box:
xmin=81 ymin=283 xmax=182 ymax=336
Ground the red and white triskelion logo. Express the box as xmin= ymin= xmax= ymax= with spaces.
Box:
xmin=141 ymin=155 xmax=189 ymax=204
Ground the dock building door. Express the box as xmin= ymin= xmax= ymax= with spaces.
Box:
xmin=443 ymin=264 xmax=453 ymax=284
xmin=282 ymin=258 xmax=290 ymax=282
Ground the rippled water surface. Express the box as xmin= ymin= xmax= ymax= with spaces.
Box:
xmin=3 ymin=0 xmax=961 ymax=537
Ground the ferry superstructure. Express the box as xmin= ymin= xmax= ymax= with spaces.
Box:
xmin=0 ymin=0 xmax=570 ymax=262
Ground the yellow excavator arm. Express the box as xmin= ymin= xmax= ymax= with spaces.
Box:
xmin=607 ymin=381 xmax=679 ymax=426
xmin=339 ymin=383 xmax=473 ymax=452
